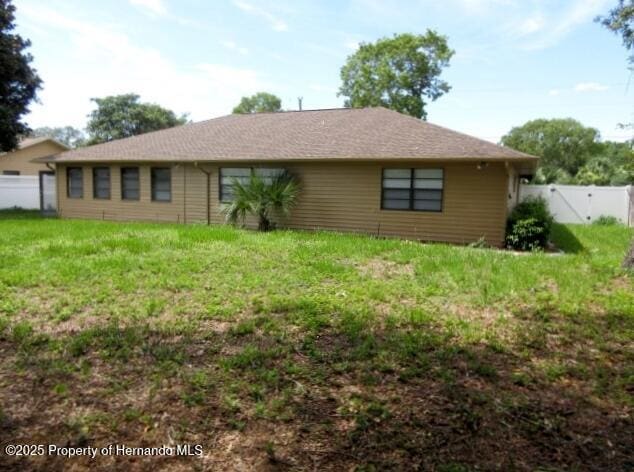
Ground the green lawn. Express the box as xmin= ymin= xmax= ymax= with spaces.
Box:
xmin=0 ymin=211 xmax=632 ymax=470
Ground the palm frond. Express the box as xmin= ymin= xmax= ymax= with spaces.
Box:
xmin=221 ymin=169 xmax=300 ymax=231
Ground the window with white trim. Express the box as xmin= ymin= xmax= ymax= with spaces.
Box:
xmin=381 ymin=168 xmax=443 ymax=212
xmin=219 ymin=167 xmax=285 ymax=202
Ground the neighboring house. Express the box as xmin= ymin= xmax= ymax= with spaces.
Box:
xmin=0 ymin=137 xmax=69 ymax=176
xmin=42 ymin=107 xmax=537 ymax=246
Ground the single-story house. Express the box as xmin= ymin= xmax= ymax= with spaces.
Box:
xmin=41 ymin=107 xmax=537 ymax=246
xmin=1 ymin=137 xmax=68 ymax=176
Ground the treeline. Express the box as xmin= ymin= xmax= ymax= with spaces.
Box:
xmin=501 ymin=118 xmax=633 ymax=185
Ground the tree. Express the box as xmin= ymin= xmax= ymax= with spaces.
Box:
xmin=232 ymin=92 xmax=282 ymax=114
xmin=597 ymin=3 xmax=634 ymax=129
xmin=31 ymin=126 xmax=86 ymax=148
xmin=222 ymin=171 xmax=299 ymax=231
xmin=574 ymin=141 xmax=634 ymax=185
xmin=501 ymin=119 xmax=602 ymax=183
xmin=0 ymin=0 xmax=42 ymax=152
xmin=338 ymin=32 xmax=454 ymax=119
xmin=86 ymin=94 xmax=187 ymax=144
xmin=596 ymin=1 xmax=634 ymax=64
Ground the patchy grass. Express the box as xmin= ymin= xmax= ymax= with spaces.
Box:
xmin=0 ymin=211 xmax=632 ymax=470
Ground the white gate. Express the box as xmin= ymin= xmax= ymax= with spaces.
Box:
xmin=0 ymin=175 xmax=40 ymax=209
xmin=520 ymin=184 xmax=633 ymax=226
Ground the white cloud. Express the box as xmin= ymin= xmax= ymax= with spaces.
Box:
xmin=574 ymin=82 xmax=609 ymax=92
xmin=518 ymin=0 xmax=611 ymax=50
xmin=221 ymin=40 xmax=249 ymax=55
xmin=129 ymin=0 xmax=167 ymax=17
xmin=19 ymin=6 xmax=267 ymax=128
xmin=546 ymin=82 xmax=609 ymax=96
xmin=233 ymin=0 xmax=288 ymax=32
xmin=517 ymin=15 xmax=545 ymax=35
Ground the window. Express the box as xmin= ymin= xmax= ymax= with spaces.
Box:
xmin=219 ymin=167 xmax=285 ymax=202
xmin=93 ymin=167 xmax=110 ymax=199
xmin=381 ymin=168 xmax=443 ymax=212
xmin=2 ymin=170 xmax=19 ymax=176
xmin=220 ymin=168 xmax=251 ymax=202
xmin=67 ymin=167 xmax=83 ymax=198
xmin=151 ymin=167 xmax=171 ymax=202
xmin=121 ymin=167 xmax=140 ymax=200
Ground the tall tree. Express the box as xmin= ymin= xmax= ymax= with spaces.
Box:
xmin=597 ymin=1 xmax=634 ymax=64
xmin=31 ymin=126 xmax=86 ymax=148
xmin=338 ymin=32 xmax=454 ymax=119
xmin=501 ymin=119 xmax=602 ymax=183
xmin=232 ymin=92 xmax=282 ymax=114
xmin=574 ymin=141 xmax=634 ymax=185
xmin=86 ymin=94 xmax=187 ymax=145
xmin=0 ymin=0 xmax=42 ymax=152
xmin=597 ymin=2 xmax=634 ymax=130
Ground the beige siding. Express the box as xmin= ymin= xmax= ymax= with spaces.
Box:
xmin=0 ymin=142 xmax=66 ymax=175
xmin=58 ymin=164 xmax=207 ymax=224
xmin=58 ymin=161 xmax=509 ymax=246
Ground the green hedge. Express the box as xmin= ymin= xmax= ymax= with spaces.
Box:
xmin=506 ymin=196 xmax=554 ymax=251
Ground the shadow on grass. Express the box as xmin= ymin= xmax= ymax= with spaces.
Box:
xmin=1 ymin=315 xmax=632 ymax=471
xmin=550 ymin=223 xmax=585 ymax=254
xmin=0 ymin=209 xmax=43 ymax=220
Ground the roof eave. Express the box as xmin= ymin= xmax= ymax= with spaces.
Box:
xmin=49 ymin=154 xmax=540 ymax=164
xmin=30 ymin=155 xmax=59 ymax=163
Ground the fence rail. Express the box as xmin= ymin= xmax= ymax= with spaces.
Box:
xmin=520 ymin=184 xmax=633 ymax=226
xmin=0 ymin=175 xmax=40 ymax=210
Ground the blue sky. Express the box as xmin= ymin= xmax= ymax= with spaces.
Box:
xmin=14 ymin=0 xmax=633 ymax=143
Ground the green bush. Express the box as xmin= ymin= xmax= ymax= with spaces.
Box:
xmin=593 ymin=215 xmax=620 ymax=226
xmin=505 ymin=218 xmax=549 ymax=251
xmin=506 ymin=197 xmax=553 ymax=251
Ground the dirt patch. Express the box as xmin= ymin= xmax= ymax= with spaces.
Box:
xmin=353 ymin=258 xmax=414 ymax=279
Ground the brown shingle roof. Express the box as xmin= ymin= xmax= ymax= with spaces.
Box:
xmin=19 ymin=137 xmax=69 ymax=150
xmin=51 ymin=107 xmax=536 ymax=163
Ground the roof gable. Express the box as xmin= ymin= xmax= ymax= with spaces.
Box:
xmin=52 ymin=107 xmax=537 ymax=163
xmin=19 ymin=137 xmax=69 ymax=151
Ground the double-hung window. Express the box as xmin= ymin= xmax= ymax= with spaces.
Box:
xmin=93 ymin=167 xmax=110 ymax=199
xmin=67 ymin=167 xmax=83 ymax=198
xmin=381 ymin=168 xmax=443 ymax=212
xmin=151 ymin=167 xmax=171 ymax=202
xmin=121 ymin=167 xmax=140 ymax=200
xmin=219 ymin=167 xmax=285 ymax=202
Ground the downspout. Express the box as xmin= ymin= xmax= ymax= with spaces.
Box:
xmin=194 ymin=162 xmax=212 ymax=226
xmin=183 ymin=163 xmax=187 ymax=224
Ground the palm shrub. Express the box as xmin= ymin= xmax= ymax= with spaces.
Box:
xmin=222 ymin=170 xmax=300 ymax=231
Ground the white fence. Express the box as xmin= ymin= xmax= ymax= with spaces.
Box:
xmin=520 ymin=184 xmax=633 ymax=226
xmin=0 ymin=175 xmax=40 ymax=210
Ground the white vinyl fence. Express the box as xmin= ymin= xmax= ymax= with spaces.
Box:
xmin=0 ymin=175 xmax=40 ymax=210
xmin=520 ymin=184 xmax=633 ymax=226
